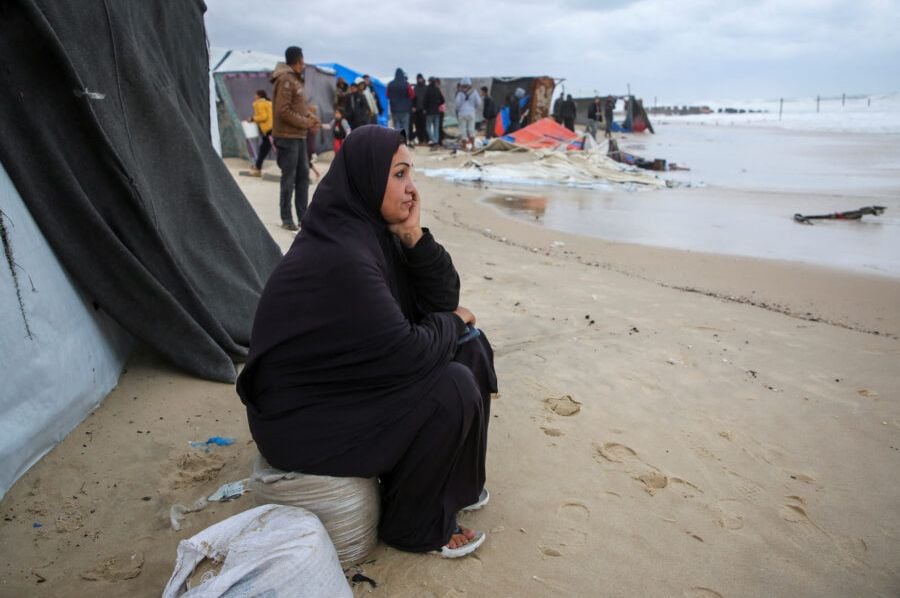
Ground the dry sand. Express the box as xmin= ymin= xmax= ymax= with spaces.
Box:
xmin=1 ymin=147 xmax=898 ymax=597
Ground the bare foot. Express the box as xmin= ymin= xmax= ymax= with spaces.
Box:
xmin=446 ymin=524 xmax=477 ymax=549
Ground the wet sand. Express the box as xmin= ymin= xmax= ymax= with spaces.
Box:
xmin=477 ymin=123 xmax=900 ymax=278
xmin=1 ymin=148 xmax=898 ymax=597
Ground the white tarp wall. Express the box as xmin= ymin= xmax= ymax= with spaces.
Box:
xmin=0 ymin=161 xmax=132 ymax=498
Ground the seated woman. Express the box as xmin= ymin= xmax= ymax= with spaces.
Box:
xmin=237 ymin=125 xmax=497 ymax=558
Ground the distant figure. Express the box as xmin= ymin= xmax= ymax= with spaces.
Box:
xmin=586 ymin=96 xmax=603 ymax=140
xmin=306 ymin=105 xmax=321 ymax=182
xmin=622 ymin=96 xmax=633 ymax=130
xmin=506 ymin=88 xmax=526 ymax=134
xmin=435 ymin=77 xmax=446 ymax=144
xmin=480 ymin=86 xmax=497 ymax=139
xmin=329 ymin=107 xmax=351 ymax=153
xmin=247 ymin=89 xmax=273 ymax=176
xmin=454 ymin=78 xmax=482 ymax=152
xmin=412 ymin=73 xmax=428 ymax=145
xmin=560 ymin=94 xmax=576 ymax=132
xmin=424 ymin=77 xmax=444 ymax=149
xmin=362 ymin=74 xmax=383 ymax=125
xmin=334 ymin=77 xmax=350 ymax=112
xmin=552 ymin=93 xmax=563 ymax=124
xmin=272 ymin=45 xmax=319 ymax=231
xmin=387 ymin=68 xmax=413 ymax=143
xmin=604 ymin=95 xmax=616 ymax=138
xmin=349 ymin=77 xmax=372 ymax=129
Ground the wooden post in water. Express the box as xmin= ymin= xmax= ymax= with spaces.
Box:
xmin=779 ymin=98 xmax=783 ymax=120
xmin=816 ymin=95 xmax=820 ymax=113
xmin=842 ymin=93 xmax=846 ymax=107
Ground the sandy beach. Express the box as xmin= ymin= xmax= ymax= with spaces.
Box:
xmin=1 ymin=131 xmax=899 ymax=596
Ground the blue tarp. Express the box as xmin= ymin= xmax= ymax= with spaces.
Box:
xmin=317 ymin=63 xmax=389 ymax=127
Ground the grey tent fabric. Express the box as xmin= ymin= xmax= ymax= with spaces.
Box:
xmin=0 ymin=0 xmax=282 ymax=382
xmin=215 ymin=62 xmax=337 ymax=159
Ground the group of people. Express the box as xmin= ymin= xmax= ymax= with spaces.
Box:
xmin=245 ymin=50 xmax=538 ymax=232
xmin=553 ymin=93 xmax=617 ymax=140
xmin=237 ymin=45 xmax=498 ymax=560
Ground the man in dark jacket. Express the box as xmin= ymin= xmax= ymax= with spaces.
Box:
xmin=586 ymin=96 xmax=603 ymax=140
xmin=348 ymin=77 xmax=373 ymax=129
xmin=412 ymin=74 xmax=428 ymax=144
xmin=424 ymin=77 xmax=444 ymax=148
xmin=272 ymin=45 xmax=319 ymax=230
xmin=480 ymin=86 xmax=497 ymax=139
xmin=387 ymin=68 xmax=413 ymax=143
xmin=560 ymin=94 xmax=577 ymax=132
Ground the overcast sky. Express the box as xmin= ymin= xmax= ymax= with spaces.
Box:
xmin=204 ymin=0 xmax=899 ymax=105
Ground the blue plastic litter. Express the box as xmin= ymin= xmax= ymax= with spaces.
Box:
xmin=33 ymin=522 xmax=42 ymax=528
xmin=189 ymin=436 xmax=236 ymax=450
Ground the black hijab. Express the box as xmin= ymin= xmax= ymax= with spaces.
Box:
xmin=237 ymin=125 xmax=464 ymax=468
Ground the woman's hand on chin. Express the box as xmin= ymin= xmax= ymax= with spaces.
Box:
xmin=387 ymin=190 xmax=423 ymax=247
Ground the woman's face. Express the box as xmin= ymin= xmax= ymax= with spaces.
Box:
xmin=380 ymin=144 xmax=417 ymax=224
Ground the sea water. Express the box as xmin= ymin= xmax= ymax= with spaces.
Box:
xmin=474 ymin=93 xmax=900 ymax=278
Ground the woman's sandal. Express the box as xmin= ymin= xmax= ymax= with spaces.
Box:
xmin=461 ymin=488 xmax=490 ymax=512
xmin=435 ymin=525 xmax=486 ymax=558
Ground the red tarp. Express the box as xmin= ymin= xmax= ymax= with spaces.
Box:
xmin=504 ymin=117 xmax=582 ymax=150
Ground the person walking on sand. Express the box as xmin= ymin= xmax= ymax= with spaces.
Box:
xmin=412 ymin=73 xmax=428 ymax=145
xmin=560 ymin=94 xmax=577 ymax=132
xmin=586 ymin=96 xmax=603 ymax=140
xmin=387 ymin=68 xmax=413 ymax=142
xmin=454 ymin=78 xmax=481 ymax=152
xmin=272 ymin=45 xmax=319 ymax=231
xmin=328 ymin=107 xmax=351 ymax=154
xmin=424 ymin=77 xmax=444 ymax=149
xmin=247 ymin=89 xmax=273 ymax=176
xmin=480 ymin=86 xmax=497 ymax=139
xmin=604 ymin=95 xmax=616 ymax=138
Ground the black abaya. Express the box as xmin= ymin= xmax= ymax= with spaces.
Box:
xmin=237 ymin=125 xmax=497 ymax=552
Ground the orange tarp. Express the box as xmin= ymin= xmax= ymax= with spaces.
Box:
xmin=505 ymin=117 xmax=582 ymax=150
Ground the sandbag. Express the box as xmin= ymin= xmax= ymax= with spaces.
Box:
xmin=162 ymin=504 xmax=351 ymax=597
xmin=250 ymin=456 xmax=380 ymax=566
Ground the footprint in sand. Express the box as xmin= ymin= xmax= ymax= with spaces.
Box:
xmin=544 ymin=395 xmax=581 ymax=416
xmin=168 ymin=452 xmax=225 ymax=489
xmin=780 ymin=495 xmax=816 ymax=525
xmin=538 ymin=501 xmax=590 ymax=557
xmin=709 ymin=499 xmax=746 ymax=531
xmin=593 ymin=442 xmax=637 ymax=463
xmin=593 ymin=443 xmax=701 ymax=498
xmin=541 ymin=427 xmax=564 ymax=437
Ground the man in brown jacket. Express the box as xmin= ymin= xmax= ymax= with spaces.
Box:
xmin=272 ymin=46 xmax=319 ymax=230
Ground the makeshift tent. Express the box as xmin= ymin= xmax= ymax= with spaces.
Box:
xmin=489 ymin=77 xmax=556 ymax=135
xmin=0 ymin=1 xmax=281 ymax=496
xmin=317 ymin=63 xmax=389 ymax=128
xmin=213 ymin=50 xmax=338 ymax=159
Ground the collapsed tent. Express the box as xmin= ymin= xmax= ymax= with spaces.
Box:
xmin=213 ymin=50 xmax=339 ymax=160
xmin=501 ymin=117 xmax=583 ymax=151
xmin=424 ymin=148 xmax=665 ymax=189
xmin=0 ymin=1 xmax=281 ymax=495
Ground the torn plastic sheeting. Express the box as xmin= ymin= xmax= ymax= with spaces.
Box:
xmin=424 ymin=151 xmax=665 ymax=190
